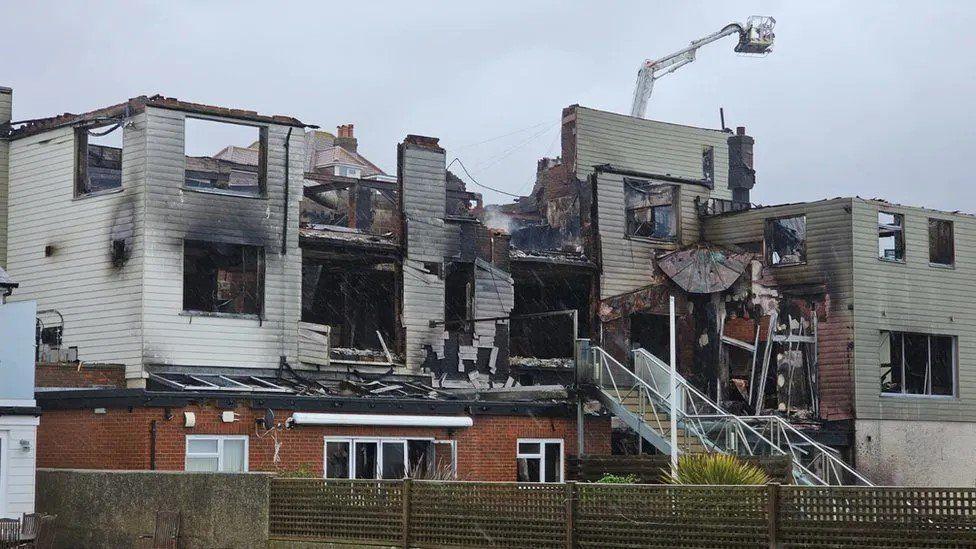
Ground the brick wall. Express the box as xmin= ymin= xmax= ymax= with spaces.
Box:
xmin=35 ymin=362 xmax=126 ymax=388
xmin=38 ymin=404 xmax=611 ymax=481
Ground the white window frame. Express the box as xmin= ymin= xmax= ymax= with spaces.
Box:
xmin=184 ymin=435 xmax=249 ymax=473
xmin=516 ymin=438 xmax=564 ymax=483
xmin=324 ymin=436 xmax=455 ymax=479
xmin=880 ymin=331 xmax=958 ymax=399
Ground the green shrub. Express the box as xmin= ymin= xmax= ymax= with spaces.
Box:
xmin=596 ymin=473 xmax=640 ymax=484
xmin=662 ymin=454 xmax=769 ymax=485
xmin=277 ymin=464 xmax=317 ymax=478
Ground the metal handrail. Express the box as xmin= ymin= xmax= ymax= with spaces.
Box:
xmin=631 ymin=348 xmax=873 ymax=486
xmin=592 ymin=346 xmax=825 ymax=483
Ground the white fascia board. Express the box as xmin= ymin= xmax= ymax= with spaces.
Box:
xmin=290 ymin=412 xmax=473 ymax=428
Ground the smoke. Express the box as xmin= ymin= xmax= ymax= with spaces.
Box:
xmin=482 ymin=207 xmax=514 ymax=234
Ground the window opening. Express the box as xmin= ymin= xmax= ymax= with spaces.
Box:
xmin=928 ymin=218 xmax=954 ymax=266
xmin=878 ymin=211 xmax=905 ymax=261
xmin=625 ymin=181 xmax=677 ymax=241
xmin=765 ymin=216 xmax=806 ymax=265
xmin=880 ymin=331 xmax=955 ymax=396
xmin=183 ymin=240 xmax=264 ymax=315
xmin=184 ymin=117 xmax=267 ymax=197
xmin=76 ymin=123 xmax=123 ymax=196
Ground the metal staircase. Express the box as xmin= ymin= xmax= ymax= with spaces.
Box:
xmin=585 ymin=345 xmax=872 ymax=486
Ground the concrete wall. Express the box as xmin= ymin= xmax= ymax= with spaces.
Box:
xmin=5 ymin=115 xmax=146 ymax=371
xmin=854 ymin=419 xmax=976 ymax=486
xmin=36 ymin=469 xmax=271 ymax=549
xmin=140 ymin=107 xmax=304 ymax=381
xmin=851 ymin=198 xmax=976 ymax=422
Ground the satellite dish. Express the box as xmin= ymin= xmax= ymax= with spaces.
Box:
xmin=263 ymin=409 xmax=275 ymax=429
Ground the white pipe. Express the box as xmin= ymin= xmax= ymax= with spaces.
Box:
xmin=669 ymin=295 xmax=678 ymax=475
xmin=290 ymin=412 xmax=473 ymax=428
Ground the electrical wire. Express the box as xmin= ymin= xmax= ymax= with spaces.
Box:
xmin=448 ymin=157 xmax=522 ymax=198
xmin=453 ymin=120 xmax=550 ymax=152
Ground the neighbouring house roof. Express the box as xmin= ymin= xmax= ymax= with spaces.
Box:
xmin=6 ymin=94 xmax=308 ymax=139
xmin=311 ymin=145 xmax=386 ymax=177
xmin=213 ymin=142 xmax=260 ymax=165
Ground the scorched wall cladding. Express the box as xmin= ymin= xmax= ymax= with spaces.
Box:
xmin=5 ymin=114 xmax=148 ymax=370
xmin=571 ymin=107 xmax=734 ymax=298
xmin=400 ymin=141 xmax=449 ymax=369
xmin=473 ymin=259 xmax=515 ymax=348
xmin=702 ymin=198 xmax=857 ymax=420
xmin=140 ymin=107 xmax=304 ymax=378
xmin=851 ymin=198 xmax=976 ymax=423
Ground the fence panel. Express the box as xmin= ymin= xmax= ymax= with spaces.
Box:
xmin=269 ymin=478 xmax=402 ymax=546
xmin=780 ymin=486 xmax=976 ymax=548
xmin=576 ymin=484 xmax=769 ymax=548
xmin=409 ymin=481 xmax=566 ymax=548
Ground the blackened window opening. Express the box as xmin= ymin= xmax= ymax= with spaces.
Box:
xmin=625 ymin=180 xmax=677 ymax=241
xmin=881 ymin=331 xmax=955 ymax=396
xmin=765 ymin=216 xmax=806 ymax=265
xmin=183 ymin=241 xmax=264 ymax=315
xmin=445 ymin=263 xmax=475 ymax=335
xmin=301 ymin=261 xmax=396 ymax=350
xmin=76 ymin=124 xmax=123 ymax=196
xmin=878 ymin=211 xmax=905 ymax=261
xmin=702 ymin=145 xmax=715 ymax=186
xmin=928 ymin=218 xmax=954 ymax=266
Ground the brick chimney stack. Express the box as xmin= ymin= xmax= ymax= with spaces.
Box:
xmin=335 ymin=124 xmax=358 ymax=153
xmin=727 ymin=125 xmax=755 ymax=204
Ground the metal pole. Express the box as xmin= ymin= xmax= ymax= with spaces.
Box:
xmin=669 ymin=295 xmax=678 ymax=474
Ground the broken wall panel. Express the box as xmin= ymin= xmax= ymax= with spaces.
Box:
xmin=139 ymin=107 xmax=304 ymax=378
xmin=472 ymin=259 xmax=515 ymax=358
xmin=4 ymin=112 xmax=148 ymax=379
xmin=702 ymin=198 xmax=856 ymax=421
xmin=398 ymin=136 xmax=448 ymax=369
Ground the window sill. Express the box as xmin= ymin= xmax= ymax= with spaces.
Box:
xmin=928 ymin=262 xmax=955 ymax=270
xmin=879 ymin=392 xmax=957 ymax=401
xmin=767 ymin=261 xmax=807 ymax=268
xmin=625 ymin=235 xmax=679 ymax=247
xmin=878 ymin=257 xmax=905 ymax=264
xmin=182 ymin=186 xmax=268 ymax=199
xmin=73 ymin=187 xmax=124 ymax=201
xmin=181 ymin=310 xmax=262 ymax=321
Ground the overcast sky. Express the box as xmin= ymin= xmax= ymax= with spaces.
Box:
xmin=5 ymin=1 xmax=976 ymax=210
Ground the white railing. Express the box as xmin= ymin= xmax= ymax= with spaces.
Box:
xmin=591 ymin=345 xmax=872 ymax=486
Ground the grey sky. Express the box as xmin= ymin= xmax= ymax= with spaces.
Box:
xmin=5 ymin=1 xmax=976 ymax=210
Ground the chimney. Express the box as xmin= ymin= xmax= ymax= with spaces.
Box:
xmin=727 ymin=125 xmax=755 ymax=204
xmin=1 ymin=86 xmax=11 ymax=267
xmin=335 ymin=123 xmax=358 ymax=153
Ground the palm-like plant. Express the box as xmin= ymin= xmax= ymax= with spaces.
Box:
xmin=662 ymin=454 xmax=769 ymax=485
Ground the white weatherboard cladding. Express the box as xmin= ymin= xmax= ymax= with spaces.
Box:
xmin=574 ymin=108 xmax=732 ymax=299
xmin=141 ymin=108 xmax=303 ymax=375
xmin=473 ymin=259 xmax=514 ymax=346
xmin=400 ymin=144 xmax=448 ymax=370
xmin=5 ymin=115 xmax=148 ymax=373
xmin=0 ymin=416 xmax=39 ymax=518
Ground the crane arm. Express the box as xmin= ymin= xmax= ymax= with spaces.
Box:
xmin=630 ymin=18 xmax=774 ymax=118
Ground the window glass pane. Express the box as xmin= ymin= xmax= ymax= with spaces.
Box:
xmin=517 ymin=442 xmax=540 ymax=455
xmin=432 ymin=442 xmax=456 ymax=479
xmin=543 ymin=443 xmax=562 ymax=483
xmin=354 ymin=442 xmax=378 ymax=479
xmin=186 ymin=456 xmax=219 ymax=472
xmin=326 ymin=441 xmax=351 ymax=479
xmin=903 ymin=334 xmax=928 ymax=394
xmin=930 ymin=336 xmax=954 ymax=396
xmin=881 ymin=332 xmax=900 ymax=394
xmin=381 ymin=442 xmax=406 ymax=479
xmin=221 ymin=439 xmax=246 ymax=472
xmin=651 ymin=205 xmax=675 ymax=239
xmin=187 ymin=439 xmax=218 ymax=454
xmin=625 ymin=182 xmax=676 ymax=239
xmin=517 ymin=457 xmax=541 ymax=482
xmin=929 ymin=219 xmax=954 ymax=265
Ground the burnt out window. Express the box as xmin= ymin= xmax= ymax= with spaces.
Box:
xmin=881 ymin=331 xmax=955 ymax=397
xmin=702 ymin=145 xmax=714 ymax=186
xmin=184 ymin=117 xmax=267 ymax=197
xmin=878 ymin=211 xmax=905 ymax=262
xmin=928 ymin=218 xmax=954 ymax=266
xmin=183 ymin=240 xmax=264 ymax=316
xmin=765 ymin=215 xmax=806 ymax=266
xmin=625 ymin=180 xmax=677 ymax=241
xmin=75 ymin=123 xmax=123 ymax=196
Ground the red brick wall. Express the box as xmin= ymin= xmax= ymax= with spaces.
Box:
xmin=38 ymin=404 xmax=611 ymax=481
xmin=35 ymin=363 xmax=126 ymax=388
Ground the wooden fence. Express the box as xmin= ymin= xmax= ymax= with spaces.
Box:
xmin=269 ymin=478 xmax=976 ymax=548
